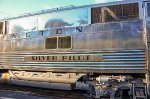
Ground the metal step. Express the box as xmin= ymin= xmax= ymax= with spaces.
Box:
xmin=133 ymin=83 xmax=147 ymax=99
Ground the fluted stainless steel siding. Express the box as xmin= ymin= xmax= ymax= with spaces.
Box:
xmin=0 ymin=49 xmax=146 ymax=73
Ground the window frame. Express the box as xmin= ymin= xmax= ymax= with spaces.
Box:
xmin=45 ymin=36 xmax=58 ymax=50
xmin=45 ymin=36 xmax=72 ymax=50
xmin=58 ymin=36 xmax=72 ymax=49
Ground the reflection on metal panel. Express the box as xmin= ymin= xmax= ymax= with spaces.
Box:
xmin=0 ymin=40 xmax=11 ymax=52
xmin=8 ymin=16 xmax=38 ymax=34
xmin=8 ymin=8 xmax=89 ymax=33
xmin=12 ymin=38 xmax=44 ymax=51
xmin=73 ymin=20 xmax=144 ymax=50
xmin=8 ymin=20 xmax=145 ymax=51
xmin=38 ymin=8 xmax=89 ymax=30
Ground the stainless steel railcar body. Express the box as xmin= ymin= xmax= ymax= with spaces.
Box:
xmin=0 ymin=0 xmax=150 ymax=98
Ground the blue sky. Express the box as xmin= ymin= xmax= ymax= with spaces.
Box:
xmin=0 ymin=0 xmax=120 ymax=19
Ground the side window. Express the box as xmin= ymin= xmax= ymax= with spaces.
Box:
xmin=147 ymin=3 xmax=150 ymax=17
xmin=45 ymin=37 xmax=57 ymax=49
xmin=58 ymin=36 xmax=71 ymax=49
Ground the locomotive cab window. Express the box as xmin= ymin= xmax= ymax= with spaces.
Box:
xmin=45 ymin=37 xmax=57 ymax=49
xmin=58 ymin=36 xmax=72 ymax=49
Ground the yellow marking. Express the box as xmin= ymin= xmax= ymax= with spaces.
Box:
xmin=1 ymin=73 xmax=10 ymax=83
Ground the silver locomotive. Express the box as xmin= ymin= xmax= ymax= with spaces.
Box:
xmin=0 ymin=0 xmax=150 ymax=98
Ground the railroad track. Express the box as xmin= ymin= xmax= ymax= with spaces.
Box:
xmin=0 ymin=84 xmax=89 ymax=99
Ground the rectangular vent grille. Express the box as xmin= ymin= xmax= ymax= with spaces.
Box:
xmin=45 ymin=36 xmax=71 ymax=49
xmin=58 ymin=36 xmax=71 ymax=49
xmin=91 ymin=3 xmax=139 ymax=23
xmin=45 ymin=37 xmax=57 ymax=49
